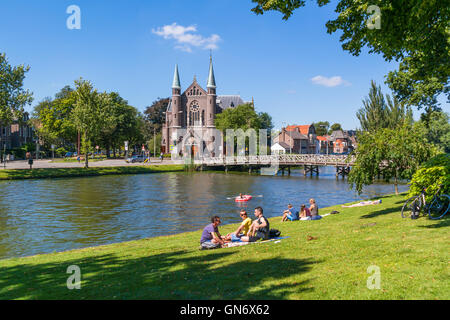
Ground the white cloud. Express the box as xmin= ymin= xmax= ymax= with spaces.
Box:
xmin=152 ymin=23 xmax=221 ymax=52
xmin=311 ymin=75 xmax=351 ymax=87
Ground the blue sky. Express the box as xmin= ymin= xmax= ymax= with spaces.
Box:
xmin=1 ymin=0 xmax=446 ymax=130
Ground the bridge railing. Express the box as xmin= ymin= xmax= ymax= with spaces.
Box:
xmin=194 ymin=154 xmax=354 ymax=166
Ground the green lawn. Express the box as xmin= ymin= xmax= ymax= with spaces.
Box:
xmin=0 ymin=193 xmax=448 ymax=300
xmin=0 ymin=165 xmax=185 ymax=181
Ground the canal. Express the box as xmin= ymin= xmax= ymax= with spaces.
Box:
xmin=0 ymin=167 xmax=408 ymax=259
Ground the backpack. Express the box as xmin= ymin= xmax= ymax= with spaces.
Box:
xmin=269 ymin=229 xmax=281 ymax=239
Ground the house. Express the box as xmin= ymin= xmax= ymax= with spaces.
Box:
xmin=0 ymin=112 xmax=34 ymax=150
xmin=271 ymin=142 xmax=290 ymax=154
xmin=273 ymin=124 xmax=318 ymax=154
xmin=330 ymin=130 xmax=354 ymax=154
xmin=316 ymin=135 xmax=333 ymax=154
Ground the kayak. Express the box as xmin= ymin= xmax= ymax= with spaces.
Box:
xmin=235 ymin=195 xmax=252 ymax=202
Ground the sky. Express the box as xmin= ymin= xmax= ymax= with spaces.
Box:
xmin=0 ymin=0 xmax=447 ymax=130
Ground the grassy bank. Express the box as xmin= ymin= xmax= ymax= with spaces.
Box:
xmin=0 ymin=193 xmax=448 ymax=300
xmin=0 ymin=165 xmax=185 ymax=181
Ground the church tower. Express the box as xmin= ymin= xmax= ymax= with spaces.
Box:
xmin=206 ymin=56 xmax=216 ymax=127
xmin=172 ymin=64 xmax=182 ymax=128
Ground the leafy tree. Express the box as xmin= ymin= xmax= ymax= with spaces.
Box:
xmin=97 ymin=92 xmax=142 ymax=158
xmin=215 ymin=103 xmax=274 ymax=155
xmin=329 ymin=123 xmax=342 ymax=134
xmin=32 ymin=86 xmax=77 ymax=149
xmin=357 ymin=81 xmax=413 ymax=132
xmin=215 ymin=103 xmax=274 ymax=132
xmin=417 ymin=111 xmax=450 ymax=153
xmin=348 ymin=124 xmax=438 ymax=195
xmin=0 ymin=53 xmax=33 ymax=126
xmin=313 ymin=121 xmax=330 ymax=136
xmin=72 ymin=79 xmax=108 ymax=168
xmin=250 ymin=0 xmax=450 ymax=109
xmin=143 ymin=98 xmax=169 ymax=135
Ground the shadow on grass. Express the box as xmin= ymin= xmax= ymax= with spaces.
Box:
xmin=359 ymin=204 xmax=403 ymax=219
xmin=0 ymin=249 xmax=315 ymax=300
xmin=419 ymin=216 xmax=450 ymax=229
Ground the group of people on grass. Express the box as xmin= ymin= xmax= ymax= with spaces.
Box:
xmin=200 ymin=207 xmax=270 ymax=250
xmin=281 ymin=198 xmax=322 ymax=222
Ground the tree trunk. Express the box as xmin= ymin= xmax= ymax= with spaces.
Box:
xmin=394 ymin=175 xmax=399 ymax=195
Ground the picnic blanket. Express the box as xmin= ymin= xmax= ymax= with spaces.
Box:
xmin=224 ymin=237 xmax=290 ymax=248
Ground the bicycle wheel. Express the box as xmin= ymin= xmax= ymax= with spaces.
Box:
xmin=428 ymin=194 xmax=450 ymax=220
xmin=401 ymin=196 xmax=422 ymax=219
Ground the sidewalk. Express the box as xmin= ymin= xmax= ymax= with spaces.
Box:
xmin=0 ymin=159 xmax=180 ymax=170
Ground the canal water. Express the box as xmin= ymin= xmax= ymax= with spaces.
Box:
xmin=0 ymin=167 xmax=408 ymax=259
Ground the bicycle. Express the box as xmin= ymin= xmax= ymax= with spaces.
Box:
xmin=401 ymin=185 xmax=450 ymax=220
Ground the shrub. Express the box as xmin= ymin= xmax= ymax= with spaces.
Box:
xmin=408 ymin=154 xmax=450 ymax=201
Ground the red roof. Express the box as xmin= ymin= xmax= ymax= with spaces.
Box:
xmin=316 ymin=136 xmax=328 ymax=141
xmin=286 ymin=125 xmax=311 ymax=135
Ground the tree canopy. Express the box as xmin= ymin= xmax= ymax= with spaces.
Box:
xmin=357 ymin=80 xmax=413 ymax=132
xmin=250 ymin=0 xmax=450 ymax=109
xmin=0 ymin=53 xmax=33 ymax=125
xmin=348 ymin=124 xmax=438 ymax=195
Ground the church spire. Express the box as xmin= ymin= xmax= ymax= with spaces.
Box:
xmin=207 ymin=55 xmax=216 ymax=89
xmin=172 ymin=64 xmax=181 ymax=89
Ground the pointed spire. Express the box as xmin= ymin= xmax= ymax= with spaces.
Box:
xmin=172 ymin=64 xmax=181 ymax=89
xmin=207 ymin=55 xmax=216 ymax=89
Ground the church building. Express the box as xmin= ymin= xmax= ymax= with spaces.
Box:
xmin=162 ymin=57 xmax=246 ymax=156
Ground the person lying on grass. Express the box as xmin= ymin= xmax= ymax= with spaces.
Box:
xmin=200 ymin=216 xmax=226 ymax=249
xmin=341 ymin=200 xmax=382 ymax=208
xmin=240 ymin=207 xmax=270 ymax=243
xmin=281 ymin=204 xmax=299 ymax=222
xmin=299 ymin=204 xmax=312 ymax=220
xmin=225 ymin=210 xmax=253 ymax=242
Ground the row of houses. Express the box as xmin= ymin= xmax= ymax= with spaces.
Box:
xmin=271 ymin=124 xmax=357 ymax=155
xmin=0 ymin=112 xmax=35 ymax=150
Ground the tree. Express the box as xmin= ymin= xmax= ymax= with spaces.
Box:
xmin=32 ymin=86 xmax=77 ymax=149
xmin=357 ymin=81 xmax=413 ymax=132
xmin=215 ymin=103 xmax=274 ymax=155
xmin=329 ymin=123 xmax=342 ymax=134
xmin=348 ymin=124 xmax=438 ymax=195
xmin=72 ymin=79 xmax=108 ymax=168
xmin=250 ymin=1 xmax=450 ymax=109
xmin=417 ymin=111 xmax=450 ymax=153
xmin=313 ymin=121 xmax=330 ymax=136
xmin=0 ymin=52 xmax=33 ymax=127
xmin=143 ymin=98 xmax=169 ymax=135
xmin=97 ymin=92 xmax=143 ymax=158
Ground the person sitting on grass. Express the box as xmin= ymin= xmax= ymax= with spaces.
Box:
xmin=240 ymin=207 xmax=270 ymax=243
xmin=299 ymin=204 xmax=312 ymax=220
xmin=309 ymin=198 xmax=322 ymax=220
xmin=200 ymin=216 xmax=226 ymax=249
xmin=281 ymin=204 xmax=299 ymax=222
xmin=225 ymin=210 xmax=253 ymax=242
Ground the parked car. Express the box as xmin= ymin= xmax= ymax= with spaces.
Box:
xmin=126 ymin=155 xmax=146 ymax=163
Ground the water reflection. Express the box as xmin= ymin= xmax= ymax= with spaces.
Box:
xmin=0 ymin=167 xmax=408 ymax=259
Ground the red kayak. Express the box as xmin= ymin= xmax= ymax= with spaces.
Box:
xmin=235 ymin=195 xmax=252 ymax=202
